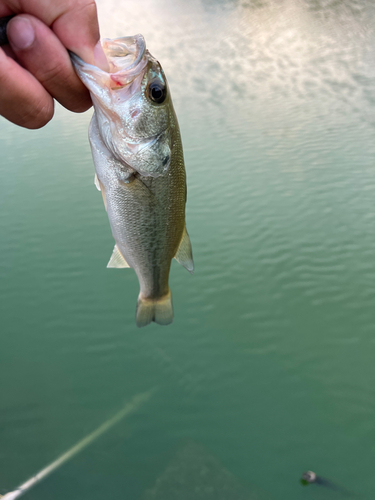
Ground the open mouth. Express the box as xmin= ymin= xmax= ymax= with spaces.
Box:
xmin=71 ymin=34 xmax=148 ymax=88
xmin=102 ymin=35 xmax=149 ymax=88
xmin=102 ymin=35 xmax=146 ymax=73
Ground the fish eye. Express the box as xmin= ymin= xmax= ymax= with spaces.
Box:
xmin=148 ymin=80 xmax=167 ymax=104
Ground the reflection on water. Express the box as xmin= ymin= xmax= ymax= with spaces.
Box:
xmin=141 ymin=442 xmax=259 ymax=500
xmin=1 ymin=0 xmax=375 ymax=499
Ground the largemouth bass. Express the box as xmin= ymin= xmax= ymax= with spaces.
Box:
xmin=71 ymin=35 xmax=193 ymax=327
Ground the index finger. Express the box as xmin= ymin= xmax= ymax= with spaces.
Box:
xmin=5 ymin=0 xmax=105 ymax=65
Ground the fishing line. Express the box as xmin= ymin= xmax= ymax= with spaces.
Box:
xmin=1 ymin=390 xmax=154 ymax=499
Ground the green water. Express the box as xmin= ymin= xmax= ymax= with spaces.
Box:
xmin=1 ymin=0 xmax=375 ymax=498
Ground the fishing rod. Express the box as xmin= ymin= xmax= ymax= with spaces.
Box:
xmin=0 ymin=391 xmax=153 ymax=499
xmin=0 ymin=15 xmax=13 ymax=45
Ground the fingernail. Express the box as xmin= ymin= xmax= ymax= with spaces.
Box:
xmin=8 ymin=16 xmax=35 ymax=50
xmin=94 ymin=41 xmax=109 ymax=72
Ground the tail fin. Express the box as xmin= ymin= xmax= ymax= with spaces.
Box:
xmin=136 ymin=290 xmax=173 ymax=327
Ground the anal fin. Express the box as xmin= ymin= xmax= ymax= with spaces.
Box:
xmin=174 ymin=227 xmax=194 ymax=274
xmin=107 ymin=244 xmax=130 ymax=268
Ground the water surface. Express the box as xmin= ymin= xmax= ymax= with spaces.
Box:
xmin=1 ymin=0 xmax=375 ymax=498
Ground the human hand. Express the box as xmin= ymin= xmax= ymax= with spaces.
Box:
xmin=0 ymin=0 xmax=108 ymax=129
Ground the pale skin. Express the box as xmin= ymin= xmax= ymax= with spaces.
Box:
xmin=0 ymin=0 xmax=108 ymax=129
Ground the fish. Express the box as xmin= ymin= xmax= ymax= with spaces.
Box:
xmin=71 ymin=35 xmax=193 ymax=327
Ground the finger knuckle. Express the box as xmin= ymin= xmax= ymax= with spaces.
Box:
xmin=66 ymin=0 xmax=98 ymax=20
xmin=38 ymin=61 xmax=68 ymax=89
xmin=21 ymin=100 xmax=54 ymax=129
xmin=37 ymin=64 xmax=92 ymax=114
xmin=68 ymin=98 xmax=92 ymax=114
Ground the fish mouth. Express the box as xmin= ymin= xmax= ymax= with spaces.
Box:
xmin=70 ymin=34 xmax=148 ymax=85
xmin=102 ymin=35 xmax=146 ymax=73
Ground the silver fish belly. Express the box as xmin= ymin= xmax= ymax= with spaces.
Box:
xmin=72 ymin=35 xmax=193 ymax=327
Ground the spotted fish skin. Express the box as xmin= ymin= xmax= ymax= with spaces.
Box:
xmin=71 ymin=35 xmax=193 ymax=327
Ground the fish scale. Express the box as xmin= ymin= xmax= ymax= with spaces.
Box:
xmin=71 ymin=35 xmax=193 ymax=327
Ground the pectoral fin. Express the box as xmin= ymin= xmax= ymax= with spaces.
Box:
xmin=107 ymin=245 xmax=130 ymax=268
xmin=94 ymin=174 xmax=107 ymax=211
xmin=119 ymin=176 xmax=159 ymax=208
xmin=94 ymin=173 xmax=101 ymax=191
xmin=174 ymin=227 xmax=194 ymax=274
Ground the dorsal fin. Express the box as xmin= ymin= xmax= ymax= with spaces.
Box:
xmin=107 ymin=245 xmax=130 ymax=268
xmin=174 ymin=227 xmax=194 ymax=274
